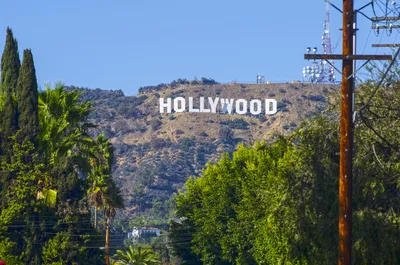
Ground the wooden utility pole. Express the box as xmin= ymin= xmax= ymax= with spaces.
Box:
xmin=305 ymin=1 xmax=392 ymax=265
xmin=339 ymin=1 xmax=354 ymax=264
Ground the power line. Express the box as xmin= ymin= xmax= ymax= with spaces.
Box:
xmin=305 ymin=1 xmax=396 ymax=264
xmin=359 ymin=47 xmax=400 ymax=112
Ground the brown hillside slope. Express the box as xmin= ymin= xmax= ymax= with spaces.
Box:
xmin=72 ymin=82 xmax=339 ymax=217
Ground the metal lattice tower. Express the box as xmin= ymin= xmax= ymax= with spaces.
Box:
xmin=303 ymin=2 xmax=336 ymax=83
xmin=323 ymin=2 xmax=333 ymax=56
xmin=321 ymin=2 xmax=335 ymax=83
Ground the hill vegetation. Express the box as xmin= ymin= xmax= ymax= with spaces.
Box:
xmin=66 ymin=81 xmax=338 ymax=225
xmin=0 ymin=28 xmax=123 ymax=265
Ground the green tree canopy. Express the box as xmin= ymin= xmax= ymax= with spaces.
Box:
xmin=0 ymin=27 xmax=20 ymax=94
xmin=16 ymin=49 xmax=39 ymax=144
xmin=113 ymin=245 xmax=161 ymax=265
xmin=172 ymin=86 xmax=400 ymax=265
xmin=0 ymin=27 xmax=20 ymax=160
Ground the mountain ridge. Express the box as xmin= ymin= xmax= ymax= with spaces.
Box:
xmin=65 ymin=82 xmax=339 ymax=221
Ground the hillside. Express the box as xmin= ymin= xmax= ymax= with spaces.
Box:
xmin=67 ymin=82 xmax=339 ymax=221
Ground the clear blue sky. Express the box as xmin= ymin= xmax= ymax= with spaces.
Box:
xmin=0 ymin=0 xmax=396 ymax=95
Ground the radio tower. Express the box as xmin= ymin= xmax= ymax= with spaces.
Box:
xmin=321 ymin=2 xmax=335 ymax=83
xmin=303 ymin=2 xmax=336 ymax=83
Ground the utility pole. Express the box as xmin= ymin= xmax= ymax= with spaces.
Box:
xmin=339 ymin=1 xmax=354 ymax=264
xmin=305 ymin=1 xmax=392 ymax=264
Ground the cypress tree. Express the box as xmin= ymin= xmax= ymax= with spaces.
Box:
xmin=16 ymin=49 xmax=39 ymax=144
xmin=0 ymin=93 xmax=17 ymax=156
xmin=0 ymin=33 xmax=41 ymax=265
xmin=0 ymin=27 xmax=20 ymax=94
xmin=0 ymin=29 xmax=21 ymax=263
xmin=0 ymin=27 xmax=20 ymax=158
xmin=0 ymin=27 xmax=20 ymax=218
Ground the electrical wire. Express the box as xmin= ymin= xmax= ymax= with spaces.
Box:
xmin=372 ymin=0 xmax=380 ymax=18
xmin=377 ymin=0 xmax=388 ymax=16
xmin=362 ymin=28 xmax=373 ymax=56
xmin=359 ymin=46 xmax=400 ymax=112
xmin=333 ymin=34 xmax=342 ymax=53
xmin=379 ymin=0 xmax=399 ymax=16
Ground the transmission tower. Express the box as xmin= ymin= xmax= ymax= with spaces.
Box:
xmin=303 ymin=2 xmax=336 ymax=83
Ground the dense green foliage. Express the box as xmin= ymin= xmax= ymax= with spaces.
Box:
xmin=0 ymin=27 xmax=20 ymax=160
xmin=65 ymin=82 xmax=333 ymax=227
xmin=0 ymin=27 xmax=20 ymax=94
xmin=16 ymin=49 xmax=39 ymax=144
xmin=171 ymin=78 xmax=400 ymax=264
xmin=0 ymin=28 xmax=124 ymax=264
xmin=113 ymin=245 xmax=161 ymax=265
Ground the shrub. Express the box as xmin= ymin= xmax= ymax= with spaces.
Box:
xmin=277 ymin=101 xmax=286 ymax=109
xmin=176 ymin=129 xmax=185 ymax=135
xmin=220 ymin=119 xmax=249 ymax=130
xmin=279 ymin=88 xmax=286 ymax=93
xmin=151 ymin=138 xmax=168 ymax=149
xmin=258 ymin=115 xmax=267 ymax=123
xmin=199 ymin=132 xmax=208 ymax=137
xmin=200 ymin=77 xmax=219 ymax=85
xmin=306 ymin=111 xmax=315 ymax=118
xmin=282 ymin=99 xmax=292 ymax=105
xmin=308 ymin=95 xmax=326 ymax=102
xmin=198 ymin=142 xmax=215 ymax=154
xmin=219 ymin=126 xmax=234 ymax=143
xmin=150 ymin=119 xmax=162 ymax=131
xmin=178 ymin=137 xmax=195 ymax=151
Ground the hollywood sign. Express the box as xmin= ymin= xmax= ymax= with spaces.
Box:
xmin=159 ymin=97 xmax=277 ymax=115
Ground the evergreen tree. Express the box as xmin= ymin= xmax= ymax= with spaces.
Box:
xmin=16 ymin=49 xmax=39 ymax=144
xmin=0 ymin=27 xmax=20 ymax=215
xmin=0 ymin=93 xmax=17 ymax=207
xmin=0 ymin=27 xmax=20 ymax=94
xmin=0 ymin=27 xmax=20 ymax=158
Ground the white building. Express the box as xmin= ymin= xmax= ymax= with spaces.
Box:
xmin=127 ymin=227 xmax=161 ymax=239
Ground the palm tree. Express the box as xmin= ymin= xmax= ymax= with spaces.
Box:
xmin=37 ymin=83 xmax=93 ymax=208
xmin=105 ymin=180 xmax=124 ymax=265
xmin=38 ymin=83 xmax=93 ymax=166
xmin=113 ymin=245 xmax=161 ymax=265
xmin=87 ymin=134 xmax=114 ymax=228
xmin=87 ymin=166 xmax=108 ymax=228
xmin=38 ymin=84 xmax=125 ymax=264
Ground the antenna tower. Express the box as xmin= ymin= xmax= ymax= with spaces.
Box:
xmin=303 ymin=2 xmax=336 ymax=83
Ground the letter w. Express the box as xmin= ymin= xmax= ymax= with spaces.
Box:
xmin=220 ymin=99 xmax=234 ymax=114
